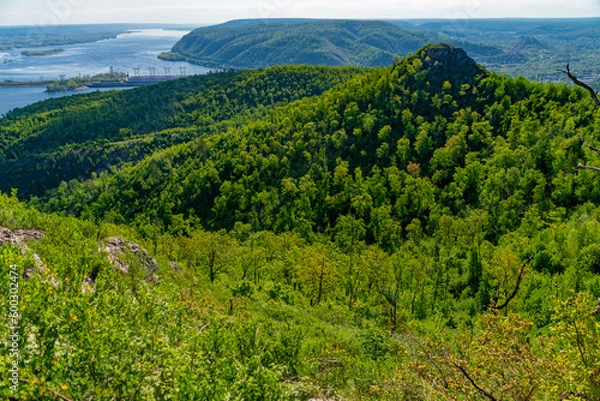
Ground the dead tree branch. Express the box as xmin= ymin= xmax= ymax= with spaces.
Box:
xmin=453 ymin=362 xmax=499 ymax=401
xmin=562 ymin=66 xmax=600 ymax=171
xmin=559 ymin=64 xmax=600 ymax=106
xmin=493 ymin=254 xmax=533 ymax=311
xmin=18 ymin=378 xmax=73 ymax=401
xmin=577 ymin=163 xmax=600 ymax=173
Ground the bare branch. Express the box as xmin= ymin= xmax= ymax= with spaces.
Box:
xmin=573 ymin=320 xmax=589 ymax=368
xmin=494 ymin=254 xmax=533 ymax=311
xmin=402 ymin=334 xmax=453 ymax=392
xmin=577 ymin=163 xmax=600 ymax=172
xmin=453 ymin=362 xmax=499 ymax=401
xmin=559 ymin=64 xmax=600 ymax=106
xmin=562 ymin=66 xmax=600 ymax=172
xmin=45 ymin=386 xmax=74 ymax=401
xmin=18 ymin=378 xmax=73 ymax=401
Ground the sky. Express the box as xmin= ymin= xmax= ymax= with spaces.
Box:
xmin=0 ymin=0 xmax=599 ymax=26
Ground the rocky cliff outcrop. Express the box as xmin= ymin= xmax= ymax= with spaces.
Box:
xmin=99 ymin=237 xmax=159 ymax=282
xmin=0 ymin=226 xmax=45 ymax=279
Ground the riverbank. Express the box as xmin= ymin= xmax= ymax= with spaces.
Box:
xmin=158 ymin=51 xmax=235 ymax=70
xmin=1 ymin=81 xmax=51 ymax=88
xmin=0 ymin=85 xmax=133 ymax=116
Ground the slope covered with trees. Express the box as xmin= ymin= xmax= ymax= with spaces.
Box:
xmin=159 ymin=19 xmax=430 ymax=69
xmin=40 ymin=44 xmax=600 ymax=244
xmin=2 ymin=43 xmax=600 ymax=400
xmin=0 ymin=65 xmax=364 ymax=197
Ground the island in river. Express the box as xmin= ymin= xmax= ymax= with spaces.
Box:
xmin=21 ymin=48 xmax=65 ymax=57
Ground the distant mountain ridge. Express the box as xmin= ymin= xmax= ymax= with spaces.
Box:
xmin=160 ymin=18 xmax=599 ymax=86
xmin=159 ymin=19 xmax=432 ymax=69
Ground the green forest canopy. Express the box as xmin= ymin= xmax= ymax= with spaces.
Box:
xmin=1 ymin=43 xmax=600 ymax=400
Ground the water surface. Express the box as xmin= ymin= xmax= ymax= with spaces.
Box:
xmin=0 ymin=85 xmax=131 ymax=116
xmin=0 ymin=29 xmax=211 ymax=116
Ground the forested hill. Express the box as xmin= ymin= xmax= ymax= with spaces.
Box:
xmin=4 ymin=43 xmax=600 ymax=400
xmin=0 ymin=65 xmax=364 ymax=197
xmin=160 ymin=18 xmax=600 ymax=85
xmin=33 ymin=43 xmax=600 ymax=247
xmin=158 ymin=19 xmax=431 ymax=69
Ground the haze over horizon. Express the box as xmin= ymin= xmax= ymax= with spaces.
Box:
xmin=1 ymin=0 xmax=599 ymax=26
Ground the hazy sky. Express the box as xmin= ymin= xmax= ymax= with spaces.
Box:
xmin=1 ymin=0 xmax=599 ymax=26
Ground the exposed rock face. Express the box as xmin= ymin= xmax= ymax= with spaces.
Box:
xmin=1 ymin=228 xmax=160 ymax=284
xmin=0 ymin=226 xmax=45 ymax=279
xmin=0 ymin=226 xmax=20 ymax=246
xmin=14 ymin=228 xmax=45 ymax=242
xmin=99 ymin=237 xmax=159 ymax=282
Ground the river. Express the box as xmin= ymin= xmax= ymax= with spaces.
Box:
xmin=0 ymin=28 xmax=211 ymax=116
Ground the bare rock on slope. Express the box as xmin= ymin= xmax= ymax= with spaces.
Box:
xmin=99 ymin=237 xmax=159 ymax=282
xmin=0 ymin=226 xmax=45 ymax=278
xmin=14 ymin=228 xmax=45 ymax=242
xmin=0 ymin=226 xmax=20 ymax=246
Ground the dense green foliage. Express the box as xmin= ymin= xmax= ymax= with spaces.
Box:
xmin=3 ymin=187 xmax=600 ymax=400
xmin=0 ymin=65 xmax=364 ymax=197
xmin=161 ymin=20 xmax=430 ymax=69
xmin=2 ymin=43 xmax=600 ymax=400
xmin=40 ymin=44 xmax=600 ymax=244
